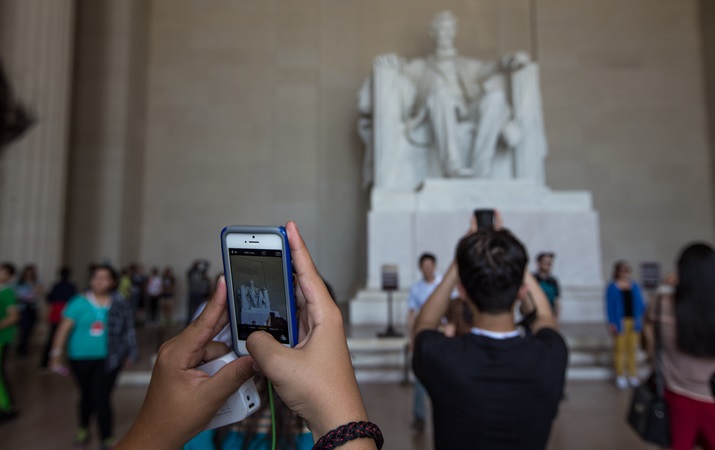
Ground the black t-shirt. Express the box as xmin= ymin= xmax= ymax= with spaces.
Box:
xmin=622 ymin=289 xmax=634 ymax=317
xmin=413 ymin=328 xmax=568 ymax=450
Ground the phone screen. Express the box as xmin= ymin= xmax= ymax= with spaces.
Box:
xmin=228 ymin=247 xmax=290 ymax=344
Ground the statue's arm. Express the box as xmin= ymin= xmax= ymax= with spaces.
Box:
xmin=373 ymin=54 xmax=419 ymax=119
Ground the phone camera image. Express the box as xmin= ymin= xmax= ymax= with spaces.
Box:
xmin=229 ymin=248 xmax=289 ymax=343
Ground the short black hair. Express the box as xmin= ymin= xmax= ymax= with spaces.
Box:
xmin=611 ymin=260 xmax=629 ymax=281
xmin=92 ymin=263 xmax=118 ymax=288
xmin=418 ymin=253 xmax=436 ymax=266
xmin=675 ymin=242 xmax=715 ymax=357
xmin=536 ymin=252 xmax=554 ymax=262
xmin=59 ymin=266 xmax=72 ymax=280
xmin=0 ymin=262 xmax=16 ymax=277
xmin=456 ymin=229 xmax=528 ymax=314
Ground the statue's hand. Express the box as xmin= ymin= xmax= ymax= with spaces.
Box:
xmin=374 ymin=53 xmax=402 ymax=70
xmin=501 ymin=51 xmax=531 ymax=71
xmin=502 ymin=120 xmax=523 ymax=147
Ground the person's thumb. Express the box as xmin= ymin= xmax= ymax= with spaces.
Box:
xmin=200 ymin=355 xmax=256 ymax=407
xmin=246 ymin=331 xmax=293 ymax=380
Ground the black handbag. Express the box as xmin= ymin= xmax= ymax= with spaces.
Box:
xmin=626 ymin=295 xmax=670 ymax=446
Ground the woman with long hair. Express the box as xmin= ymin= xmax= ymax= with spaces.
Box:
xmin=50 ymin=264 xmax=137 ymax=450
xmin=646 ymin=243 xmax=715 ymax=449
xmin=15 ymin=264 xmax=43 ymax=358
xmin=605 ymin=260 xmax=646 ymax=389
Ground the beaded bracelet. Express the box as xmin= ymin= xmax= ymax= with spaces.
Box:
xmin=313 ymin=421 xmax=384 ymax=450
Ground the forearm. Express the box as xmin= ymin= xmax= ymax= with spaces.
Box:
xmin=115 ymin=420 xmax=175 ymax=450
xmin=51 ymin=319 xmax=73 ymax=353
xmin=525 ymin=273 xmax=556 ymax=331
xmin=414 ymin=263 xmax=457 ymax=334
xmin=0 ymin=308 xmax=18 ymax=329
xmin=407 ymin=311 xmax=415 ymax=336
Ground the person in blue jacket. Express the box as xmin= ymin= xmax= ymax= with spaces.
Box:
xmin=605 ymin=260 xmax=646 ymax=389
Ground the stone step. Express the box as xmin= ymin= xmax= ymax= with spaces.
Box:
xmin=346 ymin=323 xmax=651 ymax=383
xmin=348 ymin=349 xmax=648 ymax=370
xmin=353 ymin=366 xmax=652 ymax=384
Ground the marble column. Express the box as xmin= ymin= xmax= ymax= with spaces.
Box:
xmin=64 ymin=0 xmax=149 ymax=276
xmin=0 ymin=0 xmax=75 ymax=281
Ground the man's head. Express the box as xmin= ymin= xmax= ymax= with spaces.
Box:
xmin=456 ymin=229 xmax=528 ymax=314
xmin=418 ymin=253 xmax=437 ymax=281
xmin=429 ymin=11 xmax=457 ymax=53
xmin=0 ymin=262 xmax=16 ymax=284
xmin=536 ymin=252 xmax=555 ymax=275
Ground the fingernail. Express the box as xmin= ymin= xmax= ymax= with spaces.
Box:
xmin=252 ymin=363 xmax=261 ymax=373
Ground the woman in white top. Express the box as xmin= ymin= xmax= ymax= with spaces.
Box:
xmin=645 ymin=243 xmax=715 ymax=450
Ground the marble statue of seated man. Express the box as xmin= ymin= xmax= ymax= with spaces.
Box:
xmin=358 ymin=10 xmax=547 ymax=187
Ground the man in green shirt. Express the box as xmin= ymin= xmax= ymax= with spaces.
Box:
xmin=0 ymin=262 xmax=19 ymax=422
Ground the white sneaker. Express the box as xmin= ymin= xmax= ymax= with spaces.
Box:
xmin=628 ymin=377 xmax=641 ymax=387
xmin=616 ymin=376 xmax=629 ymax=390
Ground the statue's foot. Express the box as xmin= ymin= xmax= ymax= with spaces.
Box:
xmin=447 ymin=167 xmax=476 ymax=177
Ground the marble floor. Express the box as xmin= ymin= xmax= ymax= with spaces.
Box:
xmin=2 ymin=326 xmax=654 ymax=450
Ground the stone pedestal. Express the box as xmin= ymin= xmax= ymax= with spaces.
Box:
xmin=350 ymin=179 xmax=604 ymax=325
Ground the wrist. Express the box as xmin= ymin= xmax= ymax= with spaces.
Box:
xmin=313 ymin=421 xmax=382 ymax=450
xmin=49 ymin=348 xmax=62 ymax=358
xmin=311 ymin=402 xmax=369 ymax=441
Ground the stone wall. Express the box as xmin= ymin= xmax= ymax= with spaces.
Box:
xmin=23 ymin=0 xmax=709 ymax=319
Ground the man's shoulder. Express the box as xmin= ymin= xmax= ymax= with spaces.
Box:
xmin=531 ymin=328 xmax=568 ymax=359
xmin=414 ymin=330 xmax=470 ymax=360
xmin=415 ymin=329 xmax=453 ymax=352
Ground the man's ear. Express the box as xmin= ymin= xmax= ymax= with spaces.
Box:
xmin=457 ymin=281 xmax=468 ymax=301
xmin=517 ymin=283 xmax=529 ymax=301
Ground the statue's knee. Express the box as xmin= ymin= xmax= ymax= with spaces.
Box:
xmin=478 ymin=90 xmax=509 ymax=117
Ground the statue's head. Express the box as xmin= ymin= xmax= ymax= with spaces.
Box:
xmin=429 ymin=11 xmax=457 ymax=53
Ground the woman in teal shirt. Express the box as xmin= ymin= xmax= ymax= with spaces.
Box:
xmin=51 ymin=264 xmax=137 ymax=450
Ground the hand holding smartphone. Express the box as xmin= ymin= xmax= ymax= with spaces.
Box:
xmin=473 ymin=209 xmax=495 ymax=230
xmin=221 ymin=226 xmax=298 ymax=355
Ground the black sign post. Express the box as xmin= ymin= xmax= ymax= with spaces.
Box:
xmin=378 ymin=264 xmax=402 ymax=338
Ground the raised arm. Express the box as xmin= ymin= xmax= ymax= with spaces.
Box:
xmin=414 ymin=263 xmax=458 ymax=335
xmin=522 ymin=272 xmax=557 ymax=333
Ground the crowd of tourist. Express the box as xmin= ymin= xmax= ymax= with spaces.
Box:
xmin=0 ymin=258 xmax=218 ymax=449
xmin=0 ymin=214 xmax=713 ymax=449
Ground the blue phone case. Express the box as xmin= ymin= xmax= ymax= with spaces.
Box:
xmin=220 ymin=225 xmax=298 ymax=354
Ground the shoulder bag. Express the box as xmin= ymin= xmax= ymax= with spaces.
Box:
xmin=626 ymin=294 xmax=670 ymax=446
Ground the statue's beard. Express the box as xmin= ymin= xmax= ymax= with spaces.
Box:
xmin=435 ymin=45 xmax=457 ymax=58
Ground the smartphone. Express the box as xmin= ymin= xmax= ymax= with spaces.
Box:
xmin=473 ymin=209 xmax=495 ymax=230
xmin=221 ymin=226 xmax=298 ymax=355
